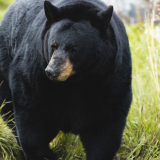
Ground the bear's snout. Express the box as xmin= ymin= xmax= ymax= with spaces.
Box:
xmin=45 ymin=58 xmax=75 ymax=81
xmin=45 ymin=66 xmax=60 ymax=80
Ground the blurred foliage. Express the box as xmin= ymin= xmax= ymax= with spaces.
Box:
xmin=0 ymin=0 xmax=14 ymax=9
xmin=0 ymin=0 xmax=9 ymax=8
xmin=0 ymin=0 xmax=14 ymax=20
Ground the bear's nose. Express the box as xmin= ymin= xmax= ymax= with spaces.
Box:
xmin=45 ymin=67 xmax=59 ymax=80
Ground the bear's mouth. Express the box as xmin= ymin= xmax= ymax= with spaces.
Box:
xmin=45 ymin=58 xmax=75 ymax=82
xmin=56 ymin=58 xmax=75 ymax=81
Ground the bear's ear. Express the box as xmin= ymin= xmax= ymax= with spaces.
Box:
xmin=44 ymin=0 xmax=59 ymax=23
xmin=98 ymin=5 xmax=113 ymax=31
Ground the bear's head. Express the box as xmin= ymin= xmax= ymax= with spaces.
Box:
xmin=43 ymin=1 xmax=113 ymax=82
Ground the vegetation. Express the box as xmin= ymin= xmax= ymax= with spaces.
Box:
xmin=0 ymin=1 xmax=160 ymax=160
xmin=0 ymin=0 xmax=14 ymax=20
xmin=0 ymin=102 xmax=21 ymax=160
xmin=118 ymin=24 xmax=160 ymax=159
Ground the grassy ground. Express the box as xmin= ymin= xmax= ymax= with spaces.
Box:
xmin=0 ymin=1 xmax=160 ymax=160
xmin=118 ymin=24 xmax=160 ymax=159
xmin=0 ymin=101 xmax=21 ymax=160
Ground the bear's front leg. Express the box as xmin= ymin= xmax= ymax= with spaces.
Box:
xmin=11 ymin=91 xmax=58 ymax=160
xmin=14 ymin=109 xmax=58 ymax=160
xmin=79 ymin=116 xmax=126 ymax=160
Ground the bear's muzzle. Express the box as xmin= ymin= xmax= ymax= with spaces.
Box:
xmin=45 ymin=50 xmax=75 ymax=81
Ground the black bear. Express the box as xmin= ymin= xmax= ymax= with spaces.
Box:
xmin=0 ymin=0 xmax=132 ymax=159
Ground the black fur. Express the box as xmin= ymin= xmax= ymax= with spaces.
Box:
xmin=0 ymin=0 xmax=132 ymax=160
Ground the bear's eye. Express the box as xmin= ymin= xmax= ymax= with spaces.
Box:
xmin=66 ymin=45 xmax=75 ymax=53
xmin=52 ymin=43 xmax=58 ymax=50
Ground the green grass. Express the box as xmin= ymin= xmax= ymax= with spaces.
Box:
xmin=0 ymin=1 xmax=160 ymax=160
xmin=0 ymin=102 xmax=21 ymax=160
xmin=118 ymin=24 xmax=160 ymax=159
